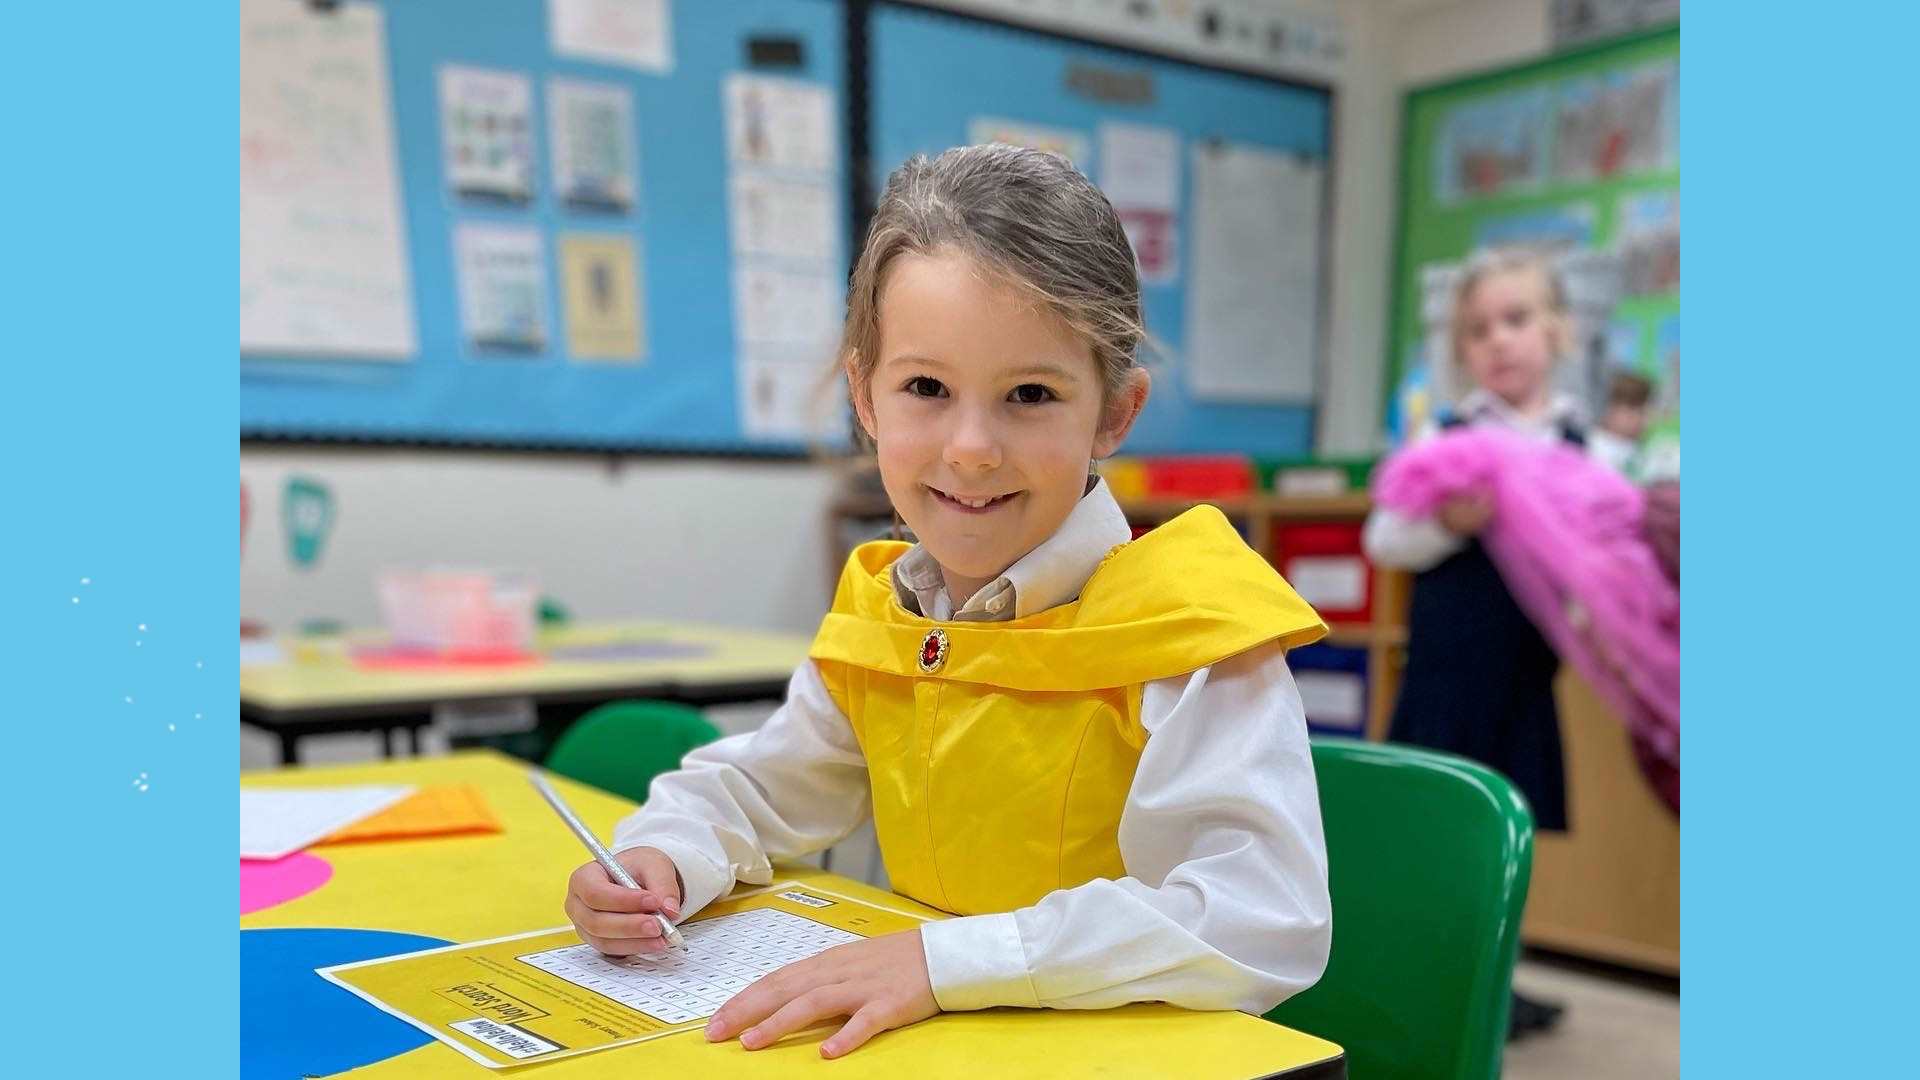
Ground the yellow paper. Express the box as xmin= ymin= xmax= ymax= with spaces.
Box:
xmin=559 ymin=233 xmax=644 ymax=361
xmin=321 ymin=785 xmax=501 ymax=844
xmin=319 ymin=882 xmax=929 ymax=1069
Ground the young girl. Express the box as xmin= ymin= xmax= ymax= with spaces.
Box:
xmin=1365 ymin=248 xmax=1587 ymax=833
xmin=563 ymin=144 xmax=1333 ymax=1058
xmin=1364 ymin=248 xmax=1584 ymax=1036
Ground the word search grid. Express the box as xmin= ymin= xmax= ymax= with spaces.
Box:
xmin=518 ymin=907 xmax=860 ymax=1025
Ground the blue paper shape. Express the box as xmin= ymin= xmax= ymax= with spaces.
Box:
xmin=242 ymin=927 xmax=452 ymax=1080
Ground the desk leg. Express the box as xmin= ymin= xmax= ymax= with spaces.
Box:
xmin=279 ymin=731 xmax=300 ymax=766
xmin=383 ymin=727 xmax=398 ymax=758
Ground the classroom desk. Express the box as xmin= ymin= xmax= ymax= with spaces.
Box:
xmin=242 ymin=751 xmax=1346 ymax=1079
xmin=240 ymin=622 xmax=810 ymax=764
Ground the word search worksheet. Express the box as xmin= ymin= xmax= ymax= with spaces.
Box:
xmin=320 ymin=883 xmax=929 ymax=1068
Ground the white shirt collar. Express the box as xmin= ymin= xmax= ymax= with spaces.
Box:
xmin=890 ymin=476 xmax=1132 ymax=622
xmin=1456 ymin=388 xmax=1587 ymax=438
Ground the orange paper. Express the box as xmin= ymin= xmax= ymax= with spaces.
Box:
xmin=320 ymin=785 xmax=501 ymax=844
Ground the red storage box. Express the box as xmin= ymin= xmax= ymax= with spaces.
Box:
xmin=1142 ymin=455 xmax=1254 ymax=498
xmin=1273 ymin=522 xmax=1373 ymax=623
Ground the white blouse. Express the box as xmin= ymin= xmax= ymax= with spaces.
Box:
xmin=611 ymin=480 xmax=1332 ymax=1014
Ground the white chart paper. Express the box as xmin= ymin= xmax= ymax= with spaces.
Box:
xmin=240 ymin=0 xmax=416 ymax=358
xmin=725 ymin=75 xmax=836 ymax=175
xmin=549 ymin=0 xmax=674 ymax=74
xmin=1185 ymin=142 xmax=1324 ymax=402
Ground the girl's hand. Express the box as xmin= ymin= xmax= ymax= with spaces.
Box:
xmin=1438 ymin=491 xmax=1495 ymax=536
xmin=562 ymin=847 xmax=683 ymax=955
xmin=706 ymin=929 xmax=939 ymax=1058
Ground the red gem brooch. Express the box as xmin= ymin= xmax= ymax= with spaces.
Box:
xmin=918 ymin=628 xmax=949 ymax=674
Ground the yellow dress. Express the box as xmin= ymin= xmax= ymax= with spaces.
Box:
xmin=809 ymin=506 xmax=1326 ymax=916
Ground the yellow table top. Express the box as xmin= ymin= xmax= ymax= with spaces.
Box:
xmin=243 ymin=751 xmax=1344 ymax=1078
xmin=240 ymin=621 xmax=810 ymax=713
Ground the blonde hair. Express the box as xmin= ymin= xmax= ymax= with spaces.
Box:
xmin=1449 ymin=246 xmax=1570 ymax=371
xmin=840 ymin=144 xmax=1145 ymax=410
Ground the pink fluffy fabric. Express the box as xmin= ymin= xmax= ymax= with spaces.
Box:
xmin=1374 ymin=428 xmax=1679 ymax=814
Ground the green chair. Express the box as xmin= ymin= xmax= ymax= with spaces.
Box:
xmin=543 ymin=700 xmax=722 ymax=805
xmin=1265 ymin=738 xmax=1535 ymax=1080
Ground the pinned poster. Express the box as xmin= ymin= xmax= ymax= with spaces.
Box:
xmin=240 ymin=0 xmax=416 ymax=359
xmin=728 ymin=175 xmax=835 ymax=262
xmin=559 ymin=233 xmax=645 ymax=361
xmin=549 ymin=79 xmax=638 ymax=212
xmin=733 ymin=265 xmax=839 ymax=350
xmin=1185 ymin=142 xmax=1324 ymax=403
xmin=440 ymin=66 xmax=536 ymax=202
xmin=1100 ymin=123 xmax=1182 ymax=284
xmin=968 ymin=117 xmax=1089 ymax=168
xmin=725 ymin=75 xmax=835 ymax=175
xmin=284 ymin=475 xmax=335 ymax=569
xmin=454 ymin=224 xmax=549 ymax=355
xmin=1432 ymin=86 xmax=1549 ymax=204
xmin=549 ymin=0 xmax=674 ymax=74
xmin=737 ymin=349 xmax=844 ymax=442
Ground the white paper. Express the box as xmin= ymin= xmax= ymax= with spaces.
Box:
xmin=454 ymin=224 xmax=550 ymax=353
xmin=241 ymin=785 xmax=416 ymax=860
xmin=1284 ymin=555 xmax=1368 ymax=611
xmin=1185 ymin=142 xmax=1323 ymax=402
xmin=738 ymin=348 xmax=845 ymax=441
xmin=239 ymin=0 xmax=416 ymax=358
xmin=549 ymin=0 xmax=673 ymax=73
xmin=1294 ymin=671 xmax=1365 ymax=732
xmin=733 ymin=266 xmax=840 ymax=348
xmin=1099 ymin=123 xmax=1180 ymax=210
xmin=968 ymin=117 xmax=1089 ymax=167
xmin=726 ymin=75 xmax=835 ymax=176
xmin=239 ymin=640 xmax=286 ymax=668
xmin=549 ymin=79 xmax=637 ymax=211
xmin=520 ymin=907 xmax=863 ymax=1025
xmin=728 ymin=175 xmax=835 ymax=263
xmin=440 ymin=66 xmax=536 ymax=201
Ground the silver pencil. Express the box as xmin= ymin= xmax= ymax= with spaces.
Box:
xmin=530 ymin=769 xmax=685 ymax=948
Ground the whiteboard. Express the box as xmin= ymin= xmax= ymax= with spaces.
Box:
xmin=240 ymin=0 xmax=416 ymax=359
xmin=1184 ymin=142 xmax=1323 ymax=403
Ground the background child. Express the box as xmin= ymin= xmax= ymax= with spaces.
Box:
xmin=564 ymin=145 xmax=1332 ymax=1059
xmin=1364 ymin=247 xmax=1584 ymax=1037
xmin=1590 ymin=370 xmax=1655 ymax=476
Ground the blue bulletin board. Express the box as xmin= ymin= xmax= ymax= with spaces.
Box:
xmin=868 ymin=2 xmax=1333 ymax=456
xmin=241 ymin=0 xmax=848 ymax=453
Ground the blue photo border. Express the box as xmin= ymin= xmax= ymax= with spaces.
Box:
xmin=5 ymin=2 xmax=236 ymax=1077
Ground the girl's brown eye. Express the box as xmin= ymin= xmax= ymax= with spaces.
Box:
xmin=907 ymin=376 xmax=946 ymax=397
xmin=1010 ymin=384 xmax=1056 ymax=405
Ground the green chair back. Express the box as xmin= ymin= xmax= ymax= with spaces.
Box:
xmin=543 ymin=700 xmax=722 ymax=805
xmin=1265 ymin=738 xmax=1535 ymax=1079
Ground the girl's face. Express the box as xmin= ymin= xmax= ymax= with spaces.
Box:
xmin=1456 ymin=268 xmax=1565 ymax=411
xmin=852 ymin=251 xmax=1147 ymax=602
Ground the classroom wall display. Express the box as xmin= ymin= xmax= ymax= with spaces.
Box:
xmin=241 ymin=0 xmax=845 ymax=453
xmin=240 ymin=0 xmax=416 ymax=360
xmin=870 ymin=2 xmax=1333 ymax=456
xmin=1386 ymin=25 xmax=1679 ymax=450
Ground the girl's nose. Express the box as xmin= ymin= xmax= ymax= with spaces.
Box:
xmin=943 ymin=408 xmax=1003 ymax=472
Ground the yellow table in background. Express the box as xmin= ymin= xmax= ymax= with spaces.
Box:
xmin=241 ymin=621 xmax=810 ymax=763
xmin=242 ymin=751 xmax=1346 ymax=1078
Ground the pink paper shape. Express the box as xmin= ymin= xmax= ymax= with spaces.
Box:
xmin=241 ymin=851 xmax=334 ymax=914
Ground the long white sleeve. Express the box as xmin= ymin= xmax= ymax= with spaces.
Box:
xmin=610 ymin=660 xmax=871 ymax=917
xmin=1363 ymin=505 xmax=1465 ymax=572
xmin=918 ymin=642 xmax=1333 ymax=1014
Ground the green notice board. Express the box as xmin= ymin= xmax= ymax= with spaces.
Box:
xmin=1386 ymin=26 xmax=1679 ymax=445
